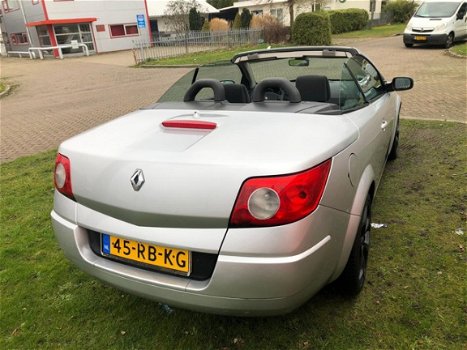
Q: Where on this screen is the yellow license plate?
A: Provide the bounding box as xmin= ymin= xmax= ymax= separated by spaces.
xmin=414 ymin=36 xmax=427 ymax=41
xmin=101 ymin=234 xmax=190 ymax=275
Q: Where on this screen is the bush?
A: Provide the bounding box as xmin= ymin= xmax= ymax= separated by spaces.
xmin=328 ymin=9 xmax=369 ymax=34
xmin=383 ymin=0 xmax=418 ymax=23
xmin=209 ymin=18 xmax=229 ymax=31
xmin=292 ymin=12 xmax=331 ymax=46
xmin=232 ymin=13 xmax=241 ymax=29
xmin=201 ymin=20 xmax=210 ymax=31
xmin=249 ymin=14 xmax=288 ymax=43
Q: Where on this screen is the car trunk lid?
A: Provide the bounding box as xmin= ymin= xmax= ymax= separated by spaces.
xmin=60 ymin=108 xmax=357 ymax=231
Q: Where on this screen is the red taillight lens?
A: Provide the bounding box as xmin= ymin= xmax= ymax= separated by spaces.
xmin=229 ymin=159 xmax=332 ymax=228
xmin=54 ymin=153 xmax=74 ymax=200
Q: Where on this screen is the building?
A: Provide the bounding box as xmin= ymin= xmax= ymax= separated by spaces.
xmin=0 ymin=0 xmax=152 ymax=57
xmin=146 ymin=0 xmax=219 ymax=37
xmin=231 ymin=0 xmax=383 ymax=27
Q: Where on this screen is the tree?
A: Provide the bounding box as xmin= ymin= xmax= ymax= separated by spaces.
xmin=189 ymin=7 xmax=205 ymax=30
xmin=164 ymin=0 xmax=198 ymax=34
xmin=240 ymin=9 xmax=252 ymax=28
xmin=207 ymin=0 xmax=233 ymax=9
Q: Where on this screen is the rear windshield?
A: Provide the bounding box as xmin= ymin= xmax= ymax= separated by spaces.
xmin=414 ymin=2 xmax=461 ymax=18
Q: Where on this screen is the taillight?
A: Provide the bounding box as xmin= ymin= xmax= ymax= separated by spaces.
xmin=54 ymin=153 xmax=74 ymax=200
xmin=229 ymin=159 xmax=331 ymax=228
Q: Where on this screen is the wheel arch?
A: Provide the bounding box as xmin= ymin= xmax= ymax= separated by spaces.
xmin=329 ymin=165 xmax=375 ymax=281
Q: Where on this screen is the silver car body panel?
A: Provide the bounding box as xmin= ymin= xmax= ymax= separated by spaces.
xmin=59 ymin=109 xmax=358 ymax=232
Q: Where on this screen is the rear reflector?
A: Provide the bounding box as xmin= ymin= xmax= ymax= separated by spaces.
xmin=162 ymin=120 xmax=217 ymax=130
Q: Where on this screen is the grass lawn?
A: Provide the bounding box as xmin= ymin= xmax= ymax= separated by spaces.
xmin=333 ymin=23 xmax=406 ymax=39
xmin=0 ymin=80 xmax=7 ymax=94
xmin=1 ymin=120 xmax=466 ymax=349
xmin=450 ymin=42 xmax=467 ymax=56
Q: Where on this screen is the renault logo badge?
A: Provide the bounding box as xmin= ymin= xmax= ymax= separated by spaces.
xmin=130 ymin=169 xmax=145 ymax=191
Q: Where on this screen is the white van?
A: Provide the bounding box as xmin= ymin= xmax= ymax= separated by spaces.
xmin=403 ymin=0 xmax=467 ymax=48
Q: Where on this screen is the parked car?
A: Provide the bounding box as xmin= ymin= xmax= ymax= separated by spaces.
xmin=403 ymin=0 xmax=467 ymax=48
xmin=51 ymin=46 xmax=413 ymax=316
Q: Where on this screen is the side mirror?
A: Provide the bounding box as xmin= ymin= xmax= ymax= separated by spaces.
xmin=387 ymin=77 xmax=414 ymax=91
xmin=457 ymin=11 xmax=465 ymax=20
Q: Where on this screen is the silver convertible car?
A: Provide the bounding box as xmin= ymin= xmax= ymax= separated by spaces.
xmin=52 ymin=47 xmax=413 ymax=316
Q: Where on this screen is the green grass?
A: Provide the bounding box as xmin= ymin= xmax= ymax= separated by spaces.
xmin=1 ymin=120 xmax=466 ymax=349
xmin=142 ymin=43 xmax=280 ymax=66
xmin=333 ymin=23 xmax=406 ymax=39
xmin=450 ymin=42 xmax=467 ymax=56
xmin=0 ymin=80 xmax=6 ymax=94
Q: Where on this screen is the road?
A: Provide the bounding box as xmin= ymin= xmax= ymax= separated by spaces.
xmin=1 ymin=35 xmax=466 ymax=162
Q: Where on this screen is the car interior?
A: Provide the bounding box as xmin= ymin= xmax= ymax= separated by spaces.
xmin=154 ymin=50 xmax=384 ymax=114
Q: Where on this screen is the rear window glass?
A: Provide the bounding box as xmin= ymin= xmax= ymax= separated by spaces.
xmin=158 ymin=63 xmax=242 ymax=102
xmin=158 ymin=54 xmax=370 ymax=112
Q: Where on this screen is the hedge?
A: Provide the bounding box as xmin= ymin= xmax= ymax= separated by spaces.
xmin=292 ymin=12 xmax=331 ymax=46
xmin=328 ymin=9 xmax=369 ymax=34
xmin=383 ymin=0 xmax=418 ymax=23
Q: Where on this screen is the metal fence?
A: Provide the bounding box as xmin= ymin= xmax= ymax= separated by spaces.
xmin=368 ymin=12 xmax=392 ymax=27
xmin=133 ymin=29 xmax=263 ymax=64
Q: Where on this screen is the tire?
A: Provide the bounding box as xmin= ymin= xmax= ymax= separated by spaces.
xmin=388 ymin=118 xmax=399 ymax=161
xmin=445 ymin=33 xmax=454 ymax=48
xmin=337 ymin=195 xmax=371 ymax=296
xmin=404 ymin=43 xmax=413 ymax=48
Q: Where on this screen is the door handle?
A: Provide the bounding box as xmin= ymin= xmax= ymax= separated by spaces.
xmin=381 ymin=120 xmax=388 ymax=130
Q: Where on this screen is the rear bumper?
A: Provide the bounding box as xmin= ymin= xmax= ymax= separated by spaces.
xmin=403 ymin=33 xmax=448 ymax=45
xmin=51 ymin=195 xmax=352 ymax=315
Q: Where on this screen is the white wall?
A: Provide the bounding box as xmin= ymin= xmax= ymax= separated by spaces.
xmin=44 ymin=0 xmax=151 ymax=52
xmin=234 ymin=0 xmax=383 ymax=26
xmin=326 ymin=0 xmax=382 ymax=19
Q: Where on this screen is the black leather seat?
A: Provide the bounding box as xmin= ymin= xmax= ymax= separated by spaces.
xmin=295 ymin=75 xmax=331 ymax=103
xmin=223 ymin=83 xmax=250 ymax=103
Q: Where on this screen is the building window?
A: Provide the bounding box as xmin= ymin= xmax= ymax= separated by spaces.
xmin=3 ymin=0 xmax=19 ymax=12
xmin=10 ymin=32 xmax=28 ymax=45
xmin=37 ymin=26 xmax=51 ymax=46
xmin=109 ymin=24 xmax=139 ymax=38
xmin=270 ymin=8 xmax=284 ymax=22
xmin=53 ymin=23 xmax=95 ymax=51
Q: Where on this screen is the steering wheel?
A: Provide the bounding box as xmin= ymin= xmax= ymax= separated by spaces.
xmin=251 ymin=78 xmax=301 ymax=103
xmin=183 ymin=79 xmax=225 ymax=102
